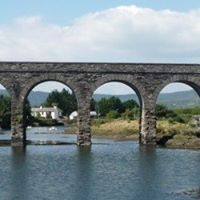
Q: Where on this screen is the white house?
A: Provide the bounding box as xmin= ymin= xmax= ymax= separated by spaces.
xmin=69 ymin=111 xmax=97 ymax=120
xmin=31 ymin=106 xmax=63 ymax=120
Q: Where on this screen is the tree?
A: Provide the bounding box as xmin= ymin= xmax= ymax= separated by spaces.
xmin=1 ymin=111 xmax=11 ymax=129
xmin=155 ymin=104 xmax=168 ymax=118
xmin=44 ymin=89 xmax=77 ymax=116
xmin=24 ymin=99 xmax=33 ymax=126
xmin=123 ymin=99 xmax=139 ymax=110
xmin=96 ymin=96 xmax=124 ymax=117
xmin=155 ymin=104 xmax=184 ymax=123
xmin=106 ymin=110 xmax=120 ymax=119
xmin=90 ymin=98 xmax=96 ymax=110
xmin=0 ymin=95 xmax=11 ymax=129
xmin=122 ymin=108 xmax=140 ymax=120
xmin=0 ymin=95 xmax=32 ymax=129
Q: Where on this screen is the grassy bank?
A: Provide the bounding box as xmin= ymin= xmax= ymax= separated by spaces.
xmin=92 ymin=119 xmax=139 ymax=140
xmin=156 ymin=120 xmax=200 ymax=149
xmin=90 ymin=119 xmax=200 ymax=148
xmin=157 ymin=120 xmax=200 ymax=137
xmin=64 ymin=118 xmax=200 ymax=148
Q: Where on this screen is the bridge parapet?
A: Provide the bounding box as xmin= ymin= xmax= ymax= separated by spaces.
xmin=0 ymin=62 xmax=200 ymax=74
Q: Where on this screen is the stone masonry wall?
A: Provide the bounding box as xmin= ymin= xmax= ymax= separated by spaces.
xmin=0 ymin=62 xmax=200 ymax=146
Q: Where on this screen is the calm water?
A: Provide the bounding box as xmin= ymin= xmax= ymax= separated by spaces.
xmin=0 ymin=127 xmax=200 ymax=200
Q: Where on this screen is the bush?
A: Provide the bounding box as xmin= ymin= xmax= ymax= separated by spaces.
xmin=33 ymin=117 xmax=59 ymax=126
xmin=1 ymin=111 xmax=11 ymax=129
xmin=122 ymin=108 xmax=139 ymax=120
xmin=156 ymin=104 xmax=169 ymax=118
xmin=156 ymin=104 xmax=184 ymax=123
xmin=122 ymin=100 xmax=139 ymax=110
xmin=106 ymin=110 xmax=120 ymax=119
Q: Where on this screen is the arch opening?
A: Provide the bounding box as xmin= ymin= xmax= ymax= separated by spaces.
xmin=0 ymin=84 xmax=11 ymax=142
xmin=156 ymin=82 xmax=200 ymax=147
xmin=24 ymin=81 xmax=78 ymax=144
xmin=90 ymin=81 xmax=142 ymax=142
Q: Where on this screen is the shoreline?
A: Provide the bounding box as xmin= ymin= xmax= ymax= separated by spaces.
xmin=0 ymin=118 xmax=200 ymax=149
xmin=0 ymin=135 xmax=199 ymax=150
xmin=93 ymin=134 xmax=200 ymax=150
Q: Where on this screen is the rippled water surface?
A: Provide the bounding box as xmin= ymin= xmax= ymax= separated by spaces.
xmin=0 ymin=127 xmax=200 ymax=200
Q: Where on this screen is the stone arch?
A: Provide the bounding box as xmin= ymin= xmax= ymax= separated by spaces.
xmin=20 ymin=75 xmax=80 ymax=142
xmin=90 ymin=75 xmax=144 ymax=107
xmin=153 ymin=75 xmax=200 ymax=145
xmin=0 ymin=77 xmax=15 ymax=98
xmin=90 ymin=75 xmax=144 ymax=141
xmin=20 ymin=74 xmax=79 ymax=106
xmin=154 ymin=75 xmax=200 ymax=102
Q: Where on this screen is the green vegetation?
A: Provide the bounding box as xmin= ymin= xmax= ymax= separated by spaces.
xmin=24 ymin=99 xmax=33 ymax=127
xmin=91 ymin=97 xmax=200 ymax=148
xmin=0 ymin=95 xmax=32 ymax=129
xmin=95 ymin=97 xmax=140 ymax=119
xmin=0 ymin=95 xmax=11 ymax=129
xmin=0 ymin=88 xmax=199 ymax=149
xmin=155 ymin=104 xmax=184 ymax=123
xmin=173 ymin=107 xmax=200 ymax=122
xmin=92 ymin=96 xmax=200 ymax=127
xmin=44 ymin=89 xmax=77 ymax=116
xmin=96 ymin=96 xmax=124 ymax=116
xmin=32 ymin=117 xmax=61 ymax=127
xmin=29 ymin=89 xmax=77 ymax=126
xmin=17 ymin=89 xmax=200 ymax=108
xmin=122 ymin=108 xmax=140 ymax=121
xmin=92 ymin=119 xmax=139 ymax=139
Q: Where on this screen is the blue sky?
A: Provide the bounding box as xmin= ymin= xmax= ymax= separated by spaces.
xmin=1 ymin=0 xmax=199 ymax=25
xmin=0 ymin=1 xmax=200 ymax=94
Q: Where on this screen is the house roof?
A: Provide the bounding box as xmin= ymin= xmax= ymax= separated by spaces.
xmin=32 ymin=106 xmax=62 ymax=112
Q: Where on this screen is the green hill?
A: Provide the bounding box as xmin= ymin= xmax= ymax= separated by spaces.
xmin=93 ymin=90 xmax=200 ymax=108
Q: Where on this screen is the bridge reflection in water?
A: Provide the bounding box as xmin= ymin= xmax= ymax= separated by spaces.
xmin=2 ymin=141 xmax=199 ymax=200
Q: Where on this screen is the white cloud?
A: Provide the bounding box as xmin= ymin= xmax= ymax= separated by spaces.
xmin=0 ymin=5 xmax=200 ymax=63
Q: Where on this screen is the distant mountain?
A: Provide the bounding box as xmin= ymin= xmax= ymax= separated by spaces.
xmin=27 ymin=91 xmax=49 ymax=106
xmin=0 ymin=89 xmax=49 ymax=107
xmin=93 ymin=93 xmax=139 ymax=103
xmin=93 ymin=90 xmax=200 ymax=108
xmin=0 ymin=89 xmax=199 ymax=108
xmin=157 ymin=90 xmax=200 ymax=108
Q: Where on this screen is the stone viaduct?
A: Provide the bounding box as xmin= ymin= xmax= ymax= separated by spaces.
xmin=0 ymin=62 xmax=200 ymax=147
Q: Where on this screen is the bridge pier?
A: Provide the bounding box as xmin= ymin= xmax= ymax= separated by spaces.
xmin=140 ymin=99 xmax=156 ymax=145
xmin=1 ymin=62 xmax=198 ymax=148
xmin=76 ymin=93 xmax=92 ymax=146
xmin=11 ymin=99 xmax=25 ymax=147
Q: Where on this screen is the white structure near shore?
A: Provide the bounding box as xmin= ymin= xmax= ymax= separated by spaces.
xmin=69 ymin=111 xmax=97 ymax=120
xmin=31 ymin=106 xmax=63 ymax=120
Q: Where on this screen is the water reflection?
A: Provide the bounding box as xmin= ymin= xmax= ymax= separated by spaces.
xmin=137 ymin=145 xmax=162 ymax=199
xmin=0 ymin=137 xmax=198 ymax=200
xmin=10 ymin=146 xmax=27 ymax=200
xmin=72 ymin=146 xmax=93 ymax=200
xmin=0 ymin=126 xmax=77 ymax=143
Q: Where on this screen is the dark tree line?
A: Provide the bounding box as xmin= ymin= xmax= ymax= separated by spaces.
xmin=155 ymin=104 xmax=184 ymax=123
xmin=0 ymin=95 xmax=11 ymax=129
xmin=0 ymin=95 xmax=32 ymax=129
xmin=94 ymin=96 xmax=140 ymax=118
